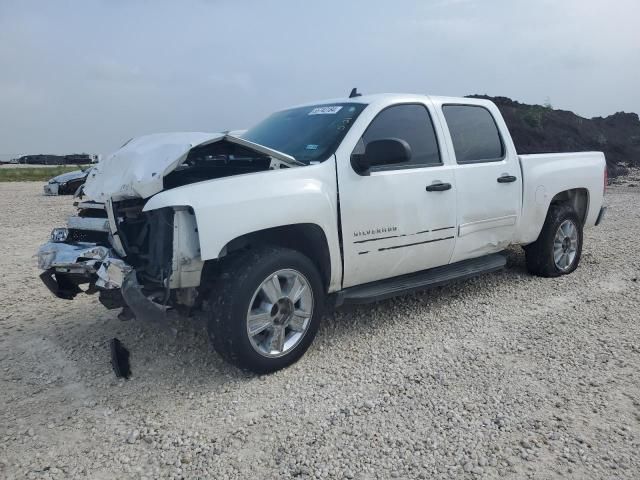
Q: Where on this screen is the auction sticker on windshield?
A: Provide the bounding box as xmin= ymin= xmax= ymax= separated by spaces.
xmin=308 ymin=106 xmax=343 ymax=115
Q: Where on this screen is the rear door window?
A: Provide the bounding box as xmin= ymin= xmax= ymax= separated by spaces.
xmin=442 ymin=105 xmax=504 ymax=163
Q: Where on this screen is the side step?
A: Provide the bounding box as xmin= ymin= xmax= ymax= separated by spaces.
xmin=336 ymin=253 xmax=506 ymax=306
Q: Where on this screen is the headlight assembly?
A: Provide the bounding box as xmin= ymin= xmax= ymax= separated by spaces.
xmin=50 ymin=227 xmax=69 ymax=243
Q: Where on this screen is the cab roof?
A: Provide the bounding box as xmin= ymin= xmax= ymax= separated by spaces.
xmin=289 ymin=92 xmax=496 ymax=110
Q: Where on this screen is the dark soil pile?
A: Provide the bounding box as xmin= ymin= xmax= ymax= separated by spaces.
xmin=468 ymin=95 xmax=640 ymax=176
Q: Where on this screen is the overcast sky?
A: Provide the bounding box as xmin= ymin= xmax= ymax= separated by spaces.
xmin=1 ymin=0 xmax=639 ymax=156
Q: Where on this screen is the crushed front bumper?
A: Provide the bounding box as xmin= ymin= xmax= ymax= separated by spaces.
xmin=37 ymin=241 xmax=131 ymax=299
xmin=37 ymin=241 xmax=168 ymax=323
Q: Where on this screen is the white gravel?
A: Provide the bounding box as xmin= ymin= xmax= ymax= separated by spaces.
xmin=1 ymin=181 xmax=639 ymax=479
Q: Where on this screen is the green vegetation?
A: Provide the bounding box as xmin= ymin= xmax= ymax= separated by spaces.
xmin=0 ymin=165 xmax=84 ymax=182
xmin=517 ymin=97 xmax=553 ymax=129
xmin=521 ymin=107 xmax=545 ymax=129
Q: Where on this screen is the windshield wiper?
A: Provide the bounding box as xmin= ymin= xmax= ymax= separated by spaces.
xmin=225 ymin=135 xmax=305 ymax=167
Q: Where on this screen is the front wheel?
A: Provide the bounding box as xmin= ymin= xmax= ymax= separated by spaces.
xmin=205 ymin=246 xmax=325 ymax=373
xmin=524 ymin=203 xmax=583 ymax=277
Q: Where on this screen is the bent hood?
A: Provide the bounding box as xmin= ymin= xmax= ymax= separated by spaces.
xmin=84 ymin=132 xmax=224 ymax=202
xmin=83 ymin=132 xmax=300 ymax=202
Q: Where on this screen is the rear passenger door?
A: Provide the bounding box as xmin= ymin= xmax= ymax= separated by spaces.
xmin=336 ymin=102 xmax=457 ymax=288
xmin=439 ymin=103 xmax=522 ymax=263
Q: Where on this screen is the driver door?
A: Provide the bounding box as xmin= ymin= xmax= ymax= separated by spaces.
xmin=336 ymin=102 xmax=457 ymax=288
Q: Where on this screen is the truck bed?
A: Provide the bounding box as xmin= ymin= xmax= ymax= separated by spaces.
xmin=516 ymin=151 xmax=606 ymax=244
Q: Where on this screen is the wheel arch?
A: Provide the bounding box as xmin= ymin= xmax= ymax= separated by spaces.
xmin=520 ymin=187 xmax=590 ymax=246
xmin=549 ymin=188 xmax=589 ymax=225
xmin=213 ymin=223 xmax=332 ymax=291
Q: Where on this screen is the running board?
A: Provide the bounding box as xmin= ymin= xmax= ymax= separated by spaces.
xmin=336 ymin=253 xmax=506 ymax=306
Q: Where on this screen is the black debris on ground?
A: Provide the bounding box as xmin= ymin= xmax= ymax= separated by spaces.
xmin=109 ymin=338 xmax=131 ymax=379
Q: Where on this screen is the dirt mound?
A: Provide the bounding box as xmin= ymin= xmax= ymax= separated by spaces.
xmin=468 ymin=95 xmax=640 ymax=176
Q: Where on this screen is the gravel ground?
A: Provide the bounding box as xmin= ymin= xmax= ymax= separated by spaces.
xmin=1 ymin=181 xmax=639 ymax=480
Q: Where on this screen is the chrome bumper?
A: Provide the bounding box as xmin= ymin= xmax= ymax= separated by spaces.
xmin=37 ymin=241 xmax=167 ymax=322
xmin=37 ymin=241 xmax=132 ymax=292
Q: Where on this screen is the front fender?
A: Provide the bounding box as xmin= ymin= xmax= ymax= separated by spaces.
xmin=142 ymin=160 xmax=343 ymax=290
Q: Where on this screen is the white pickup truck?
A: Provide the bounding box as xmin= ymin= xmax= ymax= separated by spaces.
xmin=37 ymin=92 xmax=607 ymax=373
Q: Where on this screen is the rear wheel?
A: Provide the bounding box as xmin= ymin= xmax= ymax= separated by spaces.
xmin=524 ymin=203 xmax=583 ymax=277
xmin=205 ymin=246 xmax=325 ymax=373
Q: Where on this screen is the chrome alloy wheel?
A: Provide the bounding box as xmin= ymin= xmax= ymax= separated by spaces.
xmin=246 ymin=269 xmax=314 ymax=358
xmin=553 ymin=219 xmax=579 ymax=271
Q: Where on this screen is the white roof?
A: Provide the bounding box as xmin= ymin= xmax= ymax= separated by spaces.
xmin=288 ymin=92 xmax=495 ymax=111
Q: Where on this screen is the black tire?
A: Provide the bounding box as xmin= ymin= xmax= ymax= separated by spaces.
xmin=524 ymin=203 xmax=583 ymax=277
xmin=205 ymin=246 xmax=325 ymax=373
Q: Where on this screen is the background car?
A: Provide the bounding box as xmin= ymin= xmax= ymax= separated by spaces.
xmin=43 ymin=168 xmax=91 ymax=195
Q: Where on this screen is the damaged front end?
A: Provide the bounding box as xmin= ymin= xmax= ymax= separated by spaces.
xmin=37 ymin=131 xmax=300 ymax=322
xmin=37 ymin=200 xmax=202 ymax=323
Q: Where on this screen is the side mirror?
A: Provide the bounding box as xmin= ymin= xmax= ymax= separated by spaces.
xmin=351 ymin=138 xmax=411 ymax=175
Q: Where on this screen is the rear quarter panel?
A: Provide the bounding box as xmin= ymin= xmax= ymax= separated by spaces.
xmin=516 ymin=152 xmax=606 ymax=244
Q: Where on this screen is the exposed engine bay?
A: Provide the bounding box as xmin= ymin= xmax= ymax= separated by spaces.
xmin=163 ymin=140 xmax=280 ymax=190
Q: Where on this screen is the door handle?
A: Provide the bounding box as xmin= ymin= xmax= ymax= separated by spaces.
xmin=426 ymin=182 xmax=452 ymax=192
xmin=497 ymin=175 xmax=517 ymax=183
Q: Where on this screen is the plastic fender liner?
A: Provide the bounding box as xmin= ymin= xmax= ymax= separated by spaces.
xmin=120 ymin=270 xmax=167 ymax=325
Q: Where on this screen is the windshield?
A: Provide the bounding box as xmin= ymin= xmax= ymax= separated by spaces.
xmin=242 ymin=103 xmax=367 ymax=164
